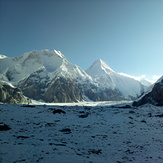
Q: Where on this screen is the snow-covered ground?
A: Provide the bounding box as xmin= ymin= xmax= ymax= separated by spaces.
xmin=0 ymin=102 xmax=163 ymax=163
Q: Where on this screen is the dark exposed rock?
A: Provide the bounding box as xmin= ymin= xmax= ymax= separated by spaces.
xmin=18 ymin=71 xmax=125 ymax=103
xmin=0 ymin=124 xmax=11 ymax=131
xmin=129 ymin=110 xmax=135 ymax=114
xmin=22 ymin=105 xmax=35 ymax=108
xmin=49 ymin=143 xmax=66 ymax=146
xmin=17 ymin=136 xmax=30 ymax=139
xmin=0 ymin=82 xmax=30 ymax=104
xmin=18 ymin=68 xmax=49 ymax=100
xmin=78 ymin=112 xmax=89 ymax=118
xmin=117 ymin=105 xmax=132 ymax=109
xmin=155 ymin=113 xmax=163 ymax=118
xmin=88 ymin=149 xmax=102 ymax=155
xmin=52 ymin=109 xmax=66 ymax=114
xmin=60 ymin=128 xmax=71 ymax=134
xmin=44 ymin=77 xmax=83 ymax=102
xmin=133 ymin=76 xmax=163 ymax=106
xmin=141 ymin=120 xmax=147 ymax=123
xmin=45 ymin=123 xmax=55 ymax=127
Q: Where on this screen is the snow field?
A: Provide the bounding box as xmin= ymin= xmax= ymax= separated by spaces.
xmin=0 ymin=103 xmax=163 ymax=163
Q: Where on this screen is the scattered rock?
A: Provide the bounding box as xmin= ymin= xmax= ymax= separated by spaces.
xmin=155 ymin=113 xmax=163 ymax=118
xmin=60 ymin=128 xmax=72 ymax=134
xmin=0 ymin=124 xmax=11 ymax=131
xmin=78 ymin=112 xmax=89 ymax=118
xmin=17 ymin=136 xmax=30 ymax=139
xmin=49 ymin=143 xmax=66 ymax=146
xmin=141 ymin=120 xmax=147 ymax=123
xmin=129 ymin=110 xmax=135 ymax=114
xmin=52 ymin=109 xmax=66 ymax=114
xmin=88 ymin=149 xmax=102 ymax=155
xmin=148 ymin=113 xmax=152 ymax=117
xmin=22 ymin=105 xmax=35 ymax=108
xmin=45 ymin=123 xmax=55 ymax=127
xmin=117 ymin=105 xmax=132 ymax=108
xmin=13 ymin=159 xmax=26 ymax=163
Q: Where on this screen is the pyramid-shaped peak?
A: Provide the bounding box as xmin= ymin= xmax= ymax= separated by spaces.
xmin=86 ymin=59 xmax=115 ymax=78
xmin=95 ymin=58 xmax=105 ymax=64
xmin=92 ymin=59 xmax=114 ymax=72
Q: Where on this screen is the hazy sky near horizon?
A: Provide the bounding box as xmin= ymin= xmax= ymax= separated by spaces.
xmin=0 ymin=0 xmax=162 ymax=81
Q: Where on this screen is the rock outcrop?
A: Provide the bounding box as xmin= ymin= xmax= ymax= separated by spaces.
xmin=43 ymin=77 xmax=83 ymax=102
xmin=0 ymin=81 xmax=30 ymax=104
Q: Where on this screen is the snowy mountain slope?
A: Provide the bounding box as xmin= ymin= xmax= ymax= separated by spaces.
xmin=0 ymin=50 xmax=91 ymax=83
xmin=119 ymin=73 xmax=152 ymax=87
xmin=86 ymin=59 xmax=146 ymax=99
xmin=133 ymin=76 xmax=163 ymax=106
xmin=0 ymin=103 xmax=163 ymax=163
xmin=0 ymin=54 xmax=7 ymax=59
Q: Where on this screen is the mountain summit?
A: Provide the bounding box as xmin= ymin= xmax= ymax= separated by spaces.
xmin=86 ymin=59 xmax=146 ymax=100
xmin=86 ymin=59 xmax=114 ymax=78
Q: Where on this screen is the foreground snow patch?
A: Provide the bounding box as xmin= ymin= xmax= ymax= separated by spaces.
xmin=0 ymin=104 xmax=163 ymax=163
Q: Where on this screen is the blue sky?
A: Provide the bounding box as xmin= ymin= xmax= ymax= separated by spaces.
xmin=0 ymin=0 xmax=162 ymax=82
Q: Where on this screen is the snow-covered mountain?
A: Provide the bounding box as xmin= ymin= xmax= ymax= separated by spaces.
xmin=133 ymin=76 xmax=163 ymax=106
xmin=0 ymin=50 xmax=125 ymax=102
xmin=118 ymin=73 xmax=152 ymax=87
xmin=86 ymin=59 xmax=146 ymax=100
xmin=0 ymin=50 xmax=90 ymax=83
xmin=0 ymin=50 xmax=149 ymax=103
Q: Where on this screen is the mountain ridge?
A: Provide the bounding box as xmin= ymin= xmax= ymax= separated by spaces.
xmin=0 ymin=49 xmax=151 ymax=103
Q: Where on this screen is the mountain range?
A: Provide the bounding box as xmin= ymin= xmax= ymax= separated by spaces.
xmin=0 ymin=50 xmax=152 ymax=103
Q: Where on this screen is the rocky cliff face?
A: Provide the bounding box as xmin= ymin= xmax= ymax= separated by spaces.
xmin=43 ymin=77 xmax=83 ymax=102
xmin=18 ymin=68 xmax=50 ymax=100
xmin=0 ymin=82 xmax=29 ymax=104
xmin=133 ymin=76 xmax=163 ymax=106
xmin=19 ymin=73 xmax=125 ymax=103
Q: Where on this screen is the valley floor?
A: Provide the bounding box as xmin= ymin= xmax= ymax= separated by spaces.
xmin=0 ymin=102 xmax=163 ymax=163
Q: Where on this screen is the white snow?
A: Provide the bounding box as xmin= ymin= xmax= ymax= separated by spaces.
xmin=0 ymin=103 xmax=163 ymax=163
xmin=0 ymin=54 xmax=7 ymax=59
xmin=86 ymin=59 xmax=145 ymax=99
xmin=0 ymin=50 xmax=91 ymax=84
xmin=86 ymin=59 xmax=114 ymax=78
xmin=119 ymin=73 xmax=152 ymax=86
xmin=0 ymin=80 xmax=15 ymax=88
xmin=155 ymin=75 xmax=163 ymax=84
